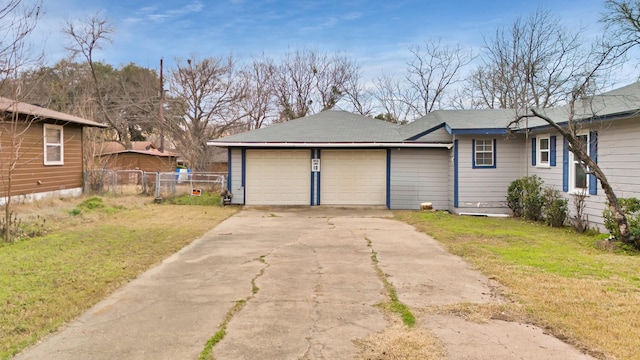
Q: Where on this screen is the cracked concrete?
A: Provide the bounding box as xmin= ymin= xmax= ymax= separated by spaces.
xmin=14 ymin=207 xmax=596 ymax=360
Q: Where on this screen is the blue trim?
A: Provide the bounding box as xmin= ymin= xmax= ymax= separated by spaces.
xmin=589 ymin=131 xmax=598 ymax=195
xmin=317 ymin=149 xmax=321 ymax=205
xmin=454 ymin=140 xmax=459 ymax=208
xmin=406 ymin=123 xmax=446 ymax=140
xmin=562 ymin=137 xmax=568 ymax=192
xmin=444 ymin=123 xmax=453 ymax=134
xmin=472 ymin=138 xmax=497 ymax=169
xmin=310 ymin=149 xmax=315 ymax=205
xmin=227 ymin=148 xmax=232 ymax=191
xmin=531 ymin=137 xmax=537 ymax=166
xmin=451 ymin=128 xmax=508 ymax=135
xmin=386 ymin=148 xmax=391 ymax=209
xmin=241 ymin=148 xmax=246 ymax=204
xmin=515 ymin=110 xmax=640 ymax=133
xmin=550 ymin=136 xmax=557 ymax=167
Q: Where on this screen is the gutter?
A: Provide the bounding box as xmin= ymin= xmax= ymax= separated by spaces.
xmin=207 ymin=142 xmax=453 ymax=149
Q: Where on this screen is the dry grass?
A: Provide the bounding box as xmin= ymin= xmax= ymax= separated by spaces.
xmin=396 ymin=210 xmax=640 ymax=360
xmin=0 ymin=195 xmax=238 ymax=359
xmin=355 ymin=323 xmax=446 ymax=360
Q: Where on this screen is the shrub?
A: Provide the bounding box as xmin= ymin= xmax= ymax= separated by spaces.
xmin=543 ymin=187 xmax=568 ymax=227
xmin=507 ymin=175 xmax=544 ymax=221
xmin=603 ymin=197 xmax=640 ymax=241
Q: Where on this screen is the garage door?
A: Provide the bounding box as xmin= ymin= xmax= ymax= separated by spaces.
xmin=321 ymin=150 xmax=386 ymax=205
xmin=245 ymin=150 xmax=310 ymax=205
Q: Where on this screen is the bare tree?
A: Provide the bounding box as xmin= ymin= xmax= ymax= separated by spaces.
xmin=511 ymin=44 xmax=636 ymax=247
xmin=168 ymin=55 xmax=246 ymax=171
xmin=372 ymin=39 xmax=471 ymax=120
xmin=341 ymin=71 xmax=375 ymax=116
xmin=272 ymin=49 xmax=359 ymax=121
xmin=238 ymin=55 xmax=277 ymax=131
xmin=0 ymin=0 xmax=42 ymax=242
xmin=603 ymin=0 xmax=640 ymax=53
xmin=63 ymin=14 xmax=130 ymax=146
xmin=470 ymin=9 xmax=587 ymax=111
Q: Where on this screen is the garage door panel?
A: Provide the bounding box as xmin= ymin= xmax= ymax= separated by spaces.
xmin=245 ymin=150 xmax=310 ymax=205
xmin=321 ymin=150 xmax=386 ymax=205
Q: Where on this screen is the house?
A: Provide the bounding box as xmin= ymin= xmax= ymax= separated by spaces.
xmin=0 ymin=97 xmax=107 ymax=205
xmin=209 ymin=82 xmax=640 ymax=229
xmin=98 ymin=141 xmax=178 ymax=173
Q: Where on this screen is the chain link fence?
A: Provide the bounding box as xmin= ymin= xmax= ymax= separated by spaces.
xmin=84 ymin=170 xmax=227 ymax=199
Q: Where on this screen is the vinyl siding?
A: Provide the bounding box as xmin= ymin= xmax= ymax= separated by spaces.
xmin=389 ymin=148 xmax=448 ymax=209
xmin=454 ymin=135 xmax=524 ymax=214
xmin=0 ymin=122 xmax=84 ymax=200
xmin=527 ymin=133 xmax=563 ymax=190
xmin=229 ymin=148 xmax=244 ymax=204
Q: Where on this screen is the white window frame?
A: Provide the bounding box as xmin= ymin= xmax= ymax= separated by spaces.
xmin=43 ymin=124 xmax=64 ymax=165
xmin=537 ymin=135 xmax=550 ymax=168
xmin=473 ymin=139 xmax=494 ymax=168
xmin=569 ymin=133 xmax=589 ymax=194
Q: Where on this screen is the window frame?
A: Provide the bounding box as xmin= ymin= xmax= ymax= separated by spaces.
xmin=43 ymin=124 xmax=64 ymax=166
xmin=537 ymin=135 xmax=551 ymax=168
xmin=569 ymin=132 xmax=589 ymax=194
xmin=472 ymin=138 xmax=496 ymax=169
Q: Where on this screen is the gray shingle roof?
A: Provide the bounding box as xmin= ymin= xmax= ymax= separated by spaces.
xmin=400 ymin=109 xmax=519 ymax=137
xmin=211 ymin=110 xmax=404 ymax=143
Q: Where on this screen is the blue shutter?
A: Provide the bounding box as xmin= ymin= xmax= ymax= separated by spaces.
xmin=531 ymin=137 xmax=537 ymax=166
xmin=562 ymin=136 xmax=568 ymax=192
xmin=550 ymin=136 xmax=557 ymax=167
xmin=589 ymin=131 xmax=598 ymax=195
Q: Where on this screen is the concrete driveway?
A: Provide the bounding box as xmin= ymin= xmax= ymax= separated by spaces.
xmin=15 ymin=207 xmax=594 ymax=360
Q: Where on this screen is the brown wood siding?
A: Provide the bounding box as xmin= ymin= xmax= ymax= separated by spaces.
xmin=101 ymin=153 xmax=177 ymax=172
xmin=0 ymin=122 xmax=84 ymax=198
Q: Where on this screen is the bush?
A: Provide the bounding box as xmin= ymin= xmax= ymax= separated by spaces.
xmin=507 ymin=175 xmax=544 ymax=221
xmin=543 ymin=188 xmax=568 ymax=227
xmin=603 ymin=197 xmax=640 ymax=241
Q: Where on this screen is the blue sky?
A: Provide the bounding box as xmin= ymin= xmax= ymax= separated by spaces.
xmin=35 ymin=0 xmax=608 ymax=78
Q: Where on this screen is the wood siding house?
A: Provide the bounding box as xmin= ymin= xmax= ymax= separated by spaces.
xmin=0 ymin=97 xmax=106 ymax=205
xmin=98 ymin=141 xmax=178 ymax=173
xmin=210 ymin=82 xmax=640 ymax=231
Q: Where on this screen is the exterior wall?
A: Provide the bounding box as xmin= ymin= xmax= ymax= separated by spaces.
xmin=0 ymin=121 xmax=85 ymax=202
xmin=452 ymin=134 xmax=525 ymax=215
xmin=228 ymin=148 xmax=244 ymax=204
xmin=102 ymin=153 xmax=177 ymax=172
xmin=389 ymin=148 xmax=449 ymax=210
xmin=529 ymin=117 xmax=640 ymax=230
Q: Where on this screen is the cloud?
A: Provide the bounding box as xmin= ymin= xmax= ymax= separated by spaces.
xmin=141 ymin=1 xmax=204 ymax=23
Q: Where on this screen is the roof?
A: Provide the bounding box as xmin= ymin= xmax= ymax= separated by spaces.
xmin=528 ymin=82 xmax=640 ymax=129
xmin=401 ymin=109 xmax=519 ymax=137
xmin=0 ymin=97 xmax=107 ymax=128
xmin=211 ymin=110 xmax=403 ymax=144
xmin=100 ymin=141 xmax=178 ymax=157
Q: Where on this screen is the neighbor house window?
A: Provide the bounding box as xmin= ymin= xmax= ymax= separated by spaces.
xmin=473 ymin=139 xmax=495 ymax=168
xmin=538 ymin=136 xmax=550 ymax=167
xmin=44 ymin=124 xmax=63 ymax=165
xmin=570 ymin=133 xmax=589 ymax=192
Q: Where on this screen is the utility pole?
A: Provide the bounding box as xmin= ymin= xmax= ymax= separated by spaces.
xmin=159 ymin=58 xmax=165 ymax=152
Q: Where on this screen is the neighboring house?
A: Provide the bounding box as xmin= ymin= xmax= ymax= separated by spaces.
xmin=0 ymin=97 xmax=107 ymax=205
xmin=209 ymin=82 xmax=640 ymax=230
xmin=98 ymin=141 xmax=178 ymax=172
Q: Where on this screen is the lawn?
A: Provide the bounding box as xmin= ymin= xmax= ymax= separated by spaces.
xmin=396 ymin=211 xmax=640 ymax=360
xmin=0 ymin=195 xmax=238 ymax=359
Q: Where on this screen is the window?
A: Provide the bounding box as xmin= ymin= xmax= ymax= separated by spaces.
xmin=44 ymin=124 xmax=63 ymax=165
xmin=570 ymin=134 xmax=589 ymax=192
xmin=473 ymin=139 xmax=495 ymax=168
xmin=538 ymin=136 xmax=550 ymax=166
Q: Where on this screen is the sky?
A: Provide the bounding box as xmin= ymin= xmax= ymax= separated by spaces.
xmin=32 ymin=0 xmax=615 ymax=80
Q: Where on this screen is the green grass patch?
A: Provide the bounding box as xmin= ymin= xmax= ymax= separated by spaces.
xmin=396 ymin=210 xmax=640 ymax=359
xmin=165 ymin=192 xmax=223 ymax=206
xmin=0 ymin=197 xmax=238 ymax=359
xmin=366 ymin=237 xmax=416 ymax=327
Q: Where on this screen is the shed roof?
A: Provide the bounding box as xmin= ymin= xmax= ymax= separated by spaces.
xmin=0 ymin=97 xmax=107 ymax=128
xmin=100 ymin=141 xmax=178 ymax=157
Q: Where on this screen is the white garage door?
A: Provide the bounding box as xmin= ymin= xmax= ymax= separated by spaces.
xmin=321 ymin=150 xmax=386 ymax=205
xmin=245 ymin=150 xmax=310 ymax=205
